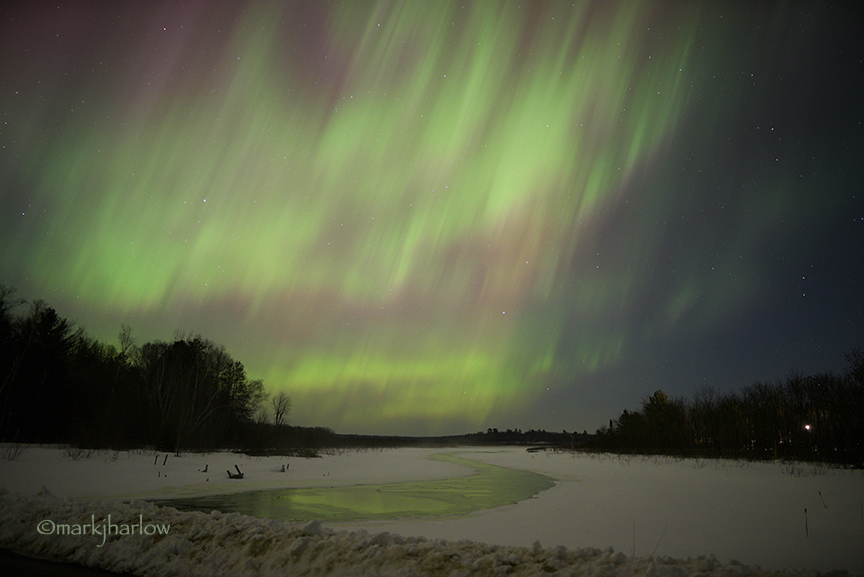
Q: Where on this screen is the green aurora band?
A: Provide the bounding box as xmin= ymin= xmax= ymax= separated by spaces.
xmin=2 ymin=2 xmax=780 ymax=433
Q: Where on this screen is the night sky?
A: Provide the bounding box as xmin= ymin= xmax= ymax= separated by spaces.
xmin=1 ymin=1 xmax=862 ymax=436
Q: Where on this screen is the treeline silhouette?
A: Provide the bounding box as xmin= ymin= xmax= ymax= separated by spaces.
xmin=591 ymin=352 xmax=864 ymax=465
xmin=323 ymin=429 xmax=592 ymax=450
xmin=3 ymin=283 xmax=862 ymax=463
xmin=0 ymin=284 xmax=319 ymax=451
xmin=462 ymin=428 xmax=590 ymax=447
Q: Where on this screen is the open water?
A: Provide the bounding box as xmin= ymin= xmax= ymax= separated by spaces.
xmin=153 ymin=452 xmax=555 ymax=523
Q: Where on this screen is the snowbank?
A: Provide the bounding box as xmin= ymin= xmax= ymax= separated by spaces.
xmin=0 ymin=488 xmax=822 ymax=577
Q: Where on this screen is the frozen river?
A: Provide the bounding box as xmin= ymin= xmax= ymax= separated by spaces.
xmin=153 ymin=452 xmax=555 ymax=522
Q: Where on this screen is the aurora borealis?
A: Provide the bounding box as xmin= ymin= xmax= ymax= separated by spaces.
xmin=1 ymin=1 xmax=862 ymax=436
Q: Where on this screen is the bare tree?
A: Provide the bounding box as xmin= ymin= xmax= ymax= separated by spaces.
xmin=271 ymin=391 xmax=292 ymax=427
xmin=118 ymin=324 xmax=136 ymax=360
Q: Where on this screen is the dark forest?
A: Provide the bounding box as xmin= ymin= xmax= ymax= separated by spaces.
xmin=1 ymin=284 xmax=861 ymax=464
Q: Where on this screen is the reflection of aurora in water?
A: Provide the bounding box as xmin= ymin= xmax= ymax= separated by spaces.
xmin=155 ymin=453 xmax=555 ymax=523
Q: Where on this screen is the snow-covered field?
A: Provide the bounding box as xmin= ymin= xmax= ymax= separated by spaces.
xmin=1 ymin=446 xmax=862 ymax=576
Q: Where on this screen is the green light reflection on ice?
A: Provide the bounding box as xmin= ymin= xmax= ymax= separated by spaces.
xmin=157 ymin=452 xmax=556 ymax=523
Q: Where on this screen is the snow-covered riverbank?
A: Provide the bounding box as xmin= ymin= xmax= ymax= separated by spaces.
xmin=1 ymin=446 xmax=862 ymax=575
